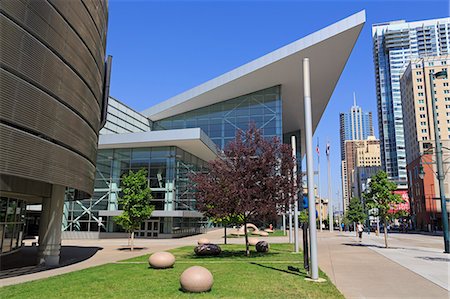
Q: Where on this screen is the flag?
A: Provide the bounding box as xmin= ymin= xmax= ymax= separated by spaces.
xmin=326 ymin=142 xmax=330 ymax=157
xmin=316 ymin=144 xmax=320 ymax=156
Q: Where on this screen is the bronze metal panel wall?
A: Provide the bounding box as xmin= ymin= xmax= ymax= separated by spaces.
xmin=0 ymin=0 xmax=108 ymax=195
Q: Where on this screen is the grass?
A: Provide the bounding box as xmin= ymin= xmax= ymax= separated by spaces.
xmin=225 ymin=230 xmax=287 ymax=238
xmin=0 ymin=244 xmax=342 ymax=299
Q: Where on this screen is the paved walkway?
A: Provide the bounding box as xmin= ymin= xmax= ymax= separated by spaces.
xmin=317 ymin=230 xmax=449 ymax=299
xmin=1 ymin=229 xmax=449 ymax=299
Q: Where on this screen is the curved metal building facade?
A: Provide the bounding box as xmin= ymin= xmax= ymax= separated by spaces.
xmin=0 ymin=1 xmax=109 ymax=259
xmin=0 ymin=0 xmax=108 ymax=194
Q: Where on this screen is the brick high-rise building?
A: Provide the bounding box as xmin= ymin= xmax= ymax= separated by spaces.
xmin=400 ymin=55 xmax=450 ymax=231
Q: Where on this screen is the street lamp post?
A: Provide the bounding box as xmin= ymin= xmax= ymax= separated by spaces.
xmin=427 ymin=69 xmax=449 ymax=253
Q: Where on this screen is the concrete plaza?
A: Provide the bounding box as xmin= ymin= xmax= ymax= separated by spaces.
xmin=1 ymin=229 xmax=449 ymax=298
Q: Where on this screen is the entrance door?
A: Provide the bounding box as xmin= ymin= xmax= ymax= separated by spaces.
xmin=136 ymin=219 xmax=159 ymax=238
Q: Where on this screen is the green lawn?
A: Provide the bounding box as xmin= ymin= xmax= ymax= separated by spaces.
xmin=0 ymin=244 xmax=342 ymax=299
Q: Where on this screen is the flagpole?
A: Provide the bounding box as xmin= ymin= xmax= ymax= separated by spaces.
xmin=317 ymin=138 xmax=322 ymax=232
xmin=327 ymin=141 xmax=333 ymax=232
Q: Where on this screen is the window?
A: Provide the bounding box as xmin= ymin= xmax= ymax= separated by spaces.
xmin=444 ymin=90 xmax=450 ymax=94
xmin=417 ymin=85 xmax=423 ymax=89
xmin=444 ymin=82 xmax=449 ymax=87
xmin=418 ymin=92 xmax=424 ymax=97
xmin=416 ymin=71 xmax=422 ymax=75
xmin=419 ymin=107 xmax=425 ymax=111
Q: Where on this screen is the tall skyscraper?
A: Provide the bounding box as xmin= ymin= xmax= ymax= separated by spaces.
xmin=339 ymin=96 xmax=374 ymax=206
xmin=372 ymin=17 xmax=450 ymax=188
xmin=339 ymin=94 xmax=374 ymax=160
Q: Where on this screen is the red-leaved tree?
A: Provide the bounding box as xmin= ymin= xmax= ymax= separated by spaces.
xmin=191 ymin=124 xmax=298 ymax=256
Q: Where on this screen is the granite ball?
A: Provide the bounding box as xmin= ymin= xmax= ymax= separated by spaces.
xmin=148 ymin=252 xmax=176 ymax=269
xmin=255 ymin=241 xmax=269 ymax=253
xmin=180 ymin=266 xmax=213 ymax=293
xmin=194 ymin=244 xmax=222 ymax=256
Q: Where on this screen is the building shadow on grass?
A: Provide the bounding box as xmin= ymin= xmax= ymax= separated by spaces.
xmin=249 ymin=262 xmax=308 ymax=277
xmin=0 ymin=245 xmax=102 ymax=279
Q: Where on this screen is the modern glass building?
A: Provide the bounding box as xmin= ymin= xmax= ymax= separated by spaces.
xmin=62 ymin=11 xmax=366 ymax=239
xmin=372 ymin=17 xmax=450 ymax=188
xmin=339 ymin=98 xmax=374 ymax=160
xmin=0 ymin=1 xmax=109 ymax=264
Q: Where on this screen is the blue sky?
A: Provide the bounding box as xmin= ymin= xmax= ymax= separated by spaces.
xmin=106 ymin=0 xmax=449 ymax=211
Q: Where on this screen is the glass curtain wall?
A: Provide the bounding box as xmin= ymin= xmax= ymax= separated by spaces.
xmin=63 ymin=147 xmax=207 ymax=235
xmin=153 ymin=86 xmax=283 ymax=148
xmin=0 ymin=197 xmax=26 ymax=254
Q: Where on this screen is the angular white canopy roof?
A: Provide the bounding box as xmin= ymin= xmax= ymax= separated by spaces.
xmin=99 ymin=128 xmax=218 ymax=161
xmin=142 ymin=11 xmax=365 ymax=154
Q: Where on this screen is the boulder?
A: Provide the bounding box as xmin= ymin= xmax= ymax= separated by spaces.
xmin=197 ymin=238 xmax=209 ymax=245
xmin=247 ymin=237 xmax=259 ymax=246
xmin=255 ymin=241 xmax=269 ymax=253
xmin=194 ymin=244 xmax=222 ymax=256
xmin=264 ymin=229 xmax=274 ymax=233
xmin=180 ymin=266 xmax=213 ymax=293
xmin=259 ymin=231 xmax=269 ymax=237
xmin=148 ymin=252 xmax=176 ymax=269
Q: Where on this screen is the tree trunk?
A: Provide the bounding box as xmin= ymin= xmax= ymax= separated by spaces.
xmin=244 ymin=220 xmax=250 ymax=256
xmin=130 ymin=231 xmax=135 ymax=251
xmin=383 ymin=218 xmax=388 ymax=248
xmin=224 ymin=226 xmax=227 ymax=245
xmin=354 ymin=222 xmax=357 ymax=237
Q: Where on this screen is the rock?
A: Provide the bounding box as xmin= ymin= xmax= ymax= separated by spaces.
xmin=148 ymin=252 xmax=176 ymax=269
xmin=255 ymin=241 xmax=269 ymax=253
xmin=197 ymin=238 xmax=209 ymax=245
xmin=259 ymin=231 xmax=269 ymax=237
xmin=264 ymin=229 xmax=274 ymax=233
xmin=180 ymin=266 xmax=214 ymax=293
xmin=248 ymin=237 xmax=259 ymax=246
xmin=194 ymin=244 xmax=222 ymax=256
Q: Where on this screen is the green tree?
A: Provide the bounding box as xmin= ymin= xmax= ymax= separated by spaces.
xmin=211 ymin=214 xmax=244 ymax=244
xmin=344 ymin=197 xmax=367 ymax=235
xmin=114 ymin=169 xmax=154 ymax=251
xmin=363 ymin=171 xmax=403 ymax=248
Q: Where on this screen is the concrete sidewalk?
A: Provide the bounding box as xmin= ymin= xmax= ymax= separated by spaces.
xmin=317 ymin=231 xmax=449 ymax=299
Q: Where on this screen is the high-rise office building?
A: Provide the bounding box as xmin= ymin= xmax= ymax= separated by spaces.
xmin=372 ymin=17 xmax=450 ymax=188
xmin=339 ymin=98 xmax=373 ymax=207
xmin=400 ymin=55 xmax=450 ymax=230
xmin=339 ymin=96 xmax=374 ymax=160
xmin=342 ymin=137 xmax=381 ymax=209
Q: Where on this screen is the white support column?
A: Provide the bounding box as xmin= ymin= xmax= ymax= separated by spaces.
xmin=38 ymin=184 xmax=65 ymax=266
xmin=303 ymin=57 xmax=319 ymax=280
xmin=292 ymin=135 xmax=299 ymax=253
xmin=288 ymin=204 xmax=293 ymax=243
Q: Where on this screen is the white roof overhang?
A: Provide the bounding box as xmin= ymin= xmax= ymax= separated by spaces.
xmin=98 ymin=128 xmax=218 ymax=162
xmin=141 ymin=11 xmax=365 ymax=154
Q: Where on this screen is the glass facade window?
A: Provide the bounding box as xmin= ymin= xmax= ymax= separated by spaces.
xmin=63 ymin=147 xmax=208 ymax=237
xmin=0 ymin=197 xmax=26 ymax=254
xmin=153 ymin=86 xmax=283 ymax=149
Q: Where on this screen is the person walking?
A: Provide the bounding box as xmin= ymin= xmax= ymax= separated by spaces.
xmin=357 ymin=222 xmax=364 ymax=240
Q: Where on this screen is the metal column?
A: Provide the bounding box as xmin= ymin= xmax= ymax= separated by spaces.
xmin=303 ymin=58 xmax=319 ymax=280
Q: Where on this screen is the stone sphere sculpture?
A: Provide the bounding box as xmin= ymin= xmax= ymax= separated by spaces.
xmin=180 ymin=266 xmax=214 ymax=293
xmin=148 ymin=252 xmax=176 ymax=269
xmin=255 ymin=241 xmax=269 ymax=253
xmin=197 ymin=238 xmax=210 ymax=245
xmin=194 ymin=244 xmax=222 ymax=256
xmin=259 ymin=231 xmax=269 ymax=237
xmin=248 ymin=237 xmax=259 ymax=246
